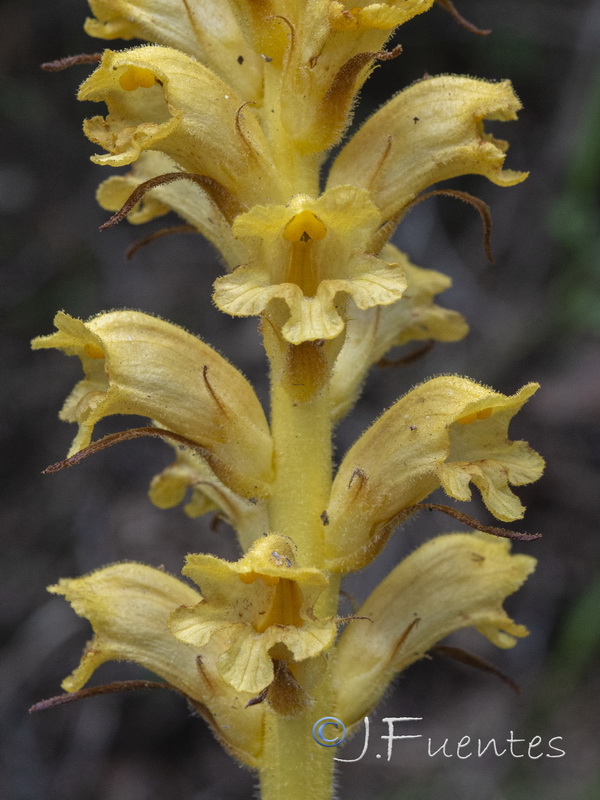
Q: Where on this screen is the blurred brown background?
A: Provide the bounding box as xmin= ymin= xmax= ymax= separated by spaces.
xmin=1 ymin=1 xmax=599 ymax=798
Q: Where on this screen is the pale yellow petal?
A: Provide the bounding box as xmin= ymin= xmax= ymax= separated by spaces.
xmin=149 ymin=446 xmax=269 ymax=552
xmin=32 ymin=310 xmax=272 ymax=498
xmin=333 ymin=533 xmax=536 ymax=726
xmin=50 ymin=563 xmax=264 ymax=766
xmin=214 ymin=187 xmax=406 ymax=343
xmin=95 ymin=151 xmax=245 ymax=268
xmin=330 ymin=246 xmax=468 ymax=420
xmin=79 ymin=46 xmax=280 ymax=207
xmin=329 ymin=1 xmax=435 ymax=31
xmin=328 ymin=75 xmax=527 ymax=220
xmin=170 ymin=536 xmax=336 ymax=693
xmin=85 ymin=0 xmax=263 ymax=98
xmin=49 ymin=563 xmax=202 ymax=695
xmin=276 ymin=1 xmax=435 ymax=152
xmin=325 ymin=377 xmax=543 ymax=572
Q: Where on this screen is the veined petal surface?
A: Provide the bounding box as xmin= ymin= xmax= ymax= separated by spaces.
xmin=32 ymin=311 xmax=272 ymax=498
xmin=50 ymin=563 xmax=265 ymax=766
xmin=328 ymin=75 xmax=527 ymax=220
xmin=330 ymin=244 xmax=468 ymax=420
xmin=325 ymin=377 xmax=543 ymax=571
xmin=214 ymin=186 xmax=406 ymax=343
xmin=170 ymin=535 xmax=337 ymax=694
xmin=95 ymin=151 xmax=245 ymax=267
xmin=85 ymin=0 xmax=263 ymax=97
xmin=79 ymin=46 xmax=281 ymax=206
xmin=333 ymin=533 xmax=535 ymax=726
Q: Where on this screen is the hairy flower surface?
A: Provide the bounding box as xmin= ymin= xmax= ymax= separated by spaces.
xmin=35 ymin=4 xmax=545 ymax=796
xmin=170 ymin=534 xmax=337 ymax=694
xmin=329 ymin=243 xmax=469 ymax=420
xmin=325 ymin=378 xmax=544 ymax=571
xmin=79 ymin=8 xmax=525 ymax=344
xmin=333 ymin=532 xmax=536 ymax=726
xmin=50 ymin=562 xmax=265 ymax=767
xmin=32 ymin=310 xmax=272 ymax=498
xmin=214 ymin=187 xmax=407 ymax=343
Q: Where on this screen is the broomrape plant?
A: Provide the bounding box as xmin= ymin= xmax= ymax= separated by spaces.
xmin=34 ymin=1 xmax=545 ymax=798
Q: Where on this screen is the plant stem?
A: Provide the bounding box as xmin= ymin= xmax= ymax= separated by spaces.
xmin=267 ymin=341 xmax=333 ymax=568
xmin=261 ymin=332 xmax=340 ymax=800
xmin=258 ymin=663 xmax=336 ymax=800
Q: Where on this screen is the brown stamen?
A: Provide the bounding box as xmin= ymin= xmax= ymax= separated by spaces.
xmin=29 ymin=680 xmax=178 ymax=713
xmin=99 ymin=173 xmax=244 ymax=231
xmin=43 ymin=426 xmax=214 ymax=475
xmin=41 ymin=53 xmax=102 ymax=72
xmin=377 ymin=341 xmax=435 ymax=368
xmin=202 ymin=365 xmax=229 ymax=417
xmin=126 ymin=224 xmax=197 ymax=260
xmin=433 ymin=645 xmax=519 ymax=693
xmin=409 ymin=502 xmax=541 ymax=541
xmin=390 ymin=617 xmax=421 ymax=662
xmin=265 ymin=15 xmax=295 ymax=53
xmin=235 ymin=102 xmax=260 ymax=161
xmin=435 ymin=0 xmax=491 ymax=36
xmin=407 ymin=188 xmax=494 ymax=264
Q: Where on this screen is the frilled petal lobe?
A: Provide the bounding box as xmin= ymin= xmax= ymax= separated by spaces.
xmin=333 ymin=533 xmax=535 ymax=727
xmin=78 ymin=46 xmax=280 ymax=207
xmin=169 ymin=535 xmax=336 ymax=694
xmin=330 ymin=244 xmax=468 ymax=420
xmin=325 ymin=378 xmax=544 ymax=572
xmin=49 ymin=563 xmax=264 ymax=766
xmin=328 ymin=75 xmax=527 ymax=221
xmin=85 ymin=0 xmax=263 ymax=98
xmin=31 ymin=311 xmax=272 ymax=498
xmin=95 ymin=151 xmax=245 ymax=268
xmin=213 ymin=186 xmax=406 ymax=343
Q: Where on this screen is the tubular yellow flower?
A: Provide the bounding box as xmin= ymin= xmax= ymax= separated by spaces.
xmin=84 ymin=0 xmax=263 ymax=98
xmin=77 ymin=29 xmax=525 ymax=346
xmin=149 ymin=446 xmax=269 ymax=552
xmin=329 ymin=243 xmax=469 ymax=420
xmin=327 ymin=74 xmax=527 ymax=221
xmin=329 ymin=0 xmax=435 ymax=33
xmin=169 ymin=534 xmax=337 ymax=694
xmin=324 ymin=378 xmax=544 ymax=572
xmin=333 ymin=532 xmax=536 ymax=728
xmin=32 ymin=310 xmax=273 ymax=498
xmin=213 ymin=186 xmax=407 ymax=343
xmin=78 ymin=46 xmax=282 ymax=207
xmin=95 ymin=151 xmax=246 ymax=267
xmin=50 ymin=562 xmax=265 ymax=767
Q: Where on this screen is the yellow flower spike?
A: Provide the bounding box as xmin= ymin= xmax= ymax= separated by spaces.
xmin=31 ymin=310 xmax=273 ymax=499
xmin=333 ymin=532 xmax=536 ymax=728
xmin=330 ymin=243 xmax=469 ymax=420
xmin=84 ymin=0 xmax=263 ymax=98
xmin=149 ymin=445 xmax=269 ymax=552
xmin=213 ymin=186 xmax=407 ymax=343
xmin=169 ymin=534 xmax=337 ymax=695
xmin=324 ymin=377 xmax=544 ymax=572
xmin=78 ymin=46 xmax=282 ymax=208
xmin=327 ymin=74 xmax=527 ymax=221
xmin=95 ymin=151 xmax=246 ymax=268
xmin=49 ymin=563 xmax=265 ymax=767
